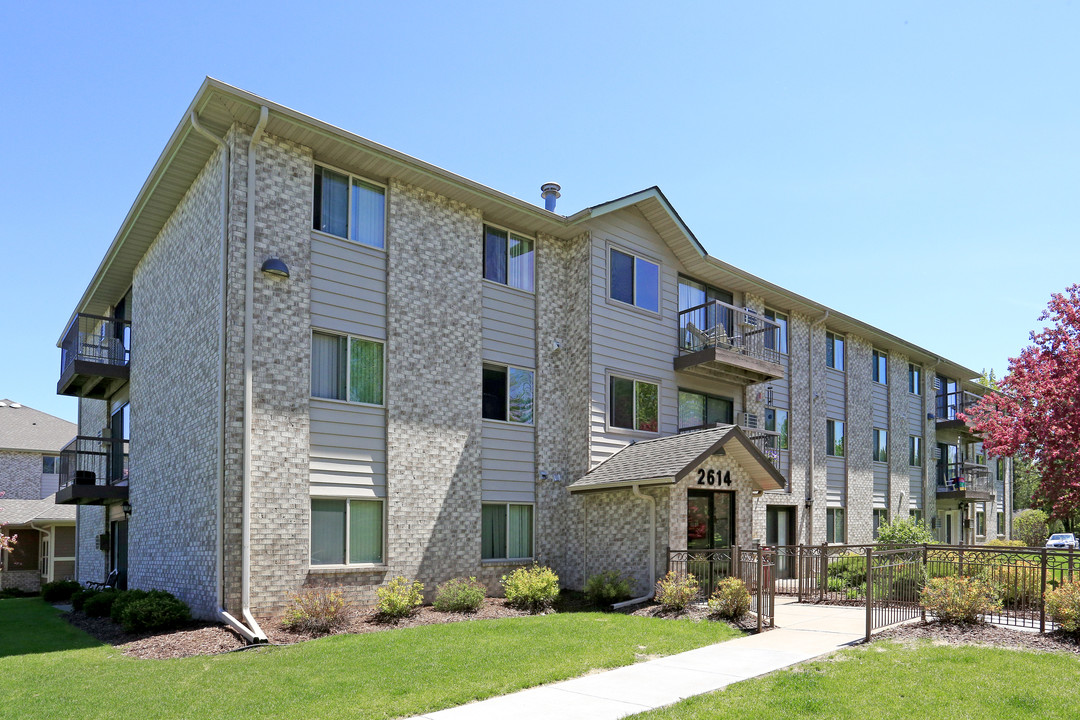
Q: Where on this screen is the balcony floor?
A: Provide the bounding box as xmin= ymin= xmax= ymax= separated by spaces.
xmin=675 ymin=347 xmax=785 ymax=385
xmin=55 ymin=483 xmax=128 ymax=505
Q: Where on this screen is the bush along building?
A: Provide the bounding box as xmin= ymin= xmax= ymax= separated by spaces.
xmin=56 ymin=78 xmax=1012 ymax=640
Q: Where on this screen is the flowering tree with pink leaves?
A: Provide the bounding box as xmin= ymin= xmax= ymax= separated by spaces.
xmin=0 ymin=491 xmax=14 ymax=554
xmin=963 ymin=284 xmax=1080 ymax=521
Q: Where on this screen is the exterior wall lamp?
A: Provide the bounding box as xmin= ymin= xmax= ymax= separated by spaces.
xmin=121 ymin=500 xmax=132 ymax=519
xmin=260 ymin=257 xmax=290 ymax=278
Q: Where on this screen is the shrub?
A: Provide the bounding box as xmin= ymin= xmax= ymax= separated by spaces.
xmin=432 ymin=576 xmax=486 ymax=613
xmin=376 ymin=576 xmax=424 ymax=619
xmin=110 ymin=589 xmax=173 ymax=624
xmin=71 ymin=588 xmax=98 ymax=612
xmin=875 ymin=518 xmax=936 ymax=546
xmin=584 ymin=570 xmax=633 ymax=607
xmin=985 ymin=538 xmax=1024 ymax=547
xmin=920 ymin=576 xmax=1001 ymax=623
xmin=120 ymin=594 xmax=191 ymax=633
xmin=83 ymin=589 xmax=120 ymax=617
xmin=282 ymin=587 xmax=353 ymax=634
xmin=1014 ymin=509 xmax=1049 ymax=547
xmin=41 ymin=580 xmax=82 ymax=603
xmin=827 ymin=553 xmax=866 ymax=589
xmin=1046 ymin=580 xmax=1080 ymax=633
xmin=707 ymin=577 xmax=751 ymax=620
xmin=654 ymin=571 xmax=700 ymax=612
xmin=502 ymin=565 xmax=560 ymax=613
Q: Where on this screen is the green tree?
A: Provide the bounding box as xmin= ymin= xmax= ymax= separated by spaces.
xmin=1012 ymin=456 xmax=1041 ymax=511
xmin=1013 ymin=509 xmax=1049 ymax=547
xmin=875 ymin=517 xmax=936 ymax=545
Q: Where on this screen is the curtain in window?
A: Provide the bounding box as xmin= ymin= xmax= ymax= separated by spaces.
xmin=634 ymin=257 xmax=659 ymax=312
xmin=635 ymin=381 xmax=658 ymax=432
xmin=316 ymin=168 xmax=349 ymax=238
xmin=311 ymin=499 xmax=345 ymax=565
xmin=349 ymin=500 xmax=383 ymax=564
xmin=484 ymin=227 xmax=508 ymax=284
xmin=349 ymin=338 xmax=384 ymax=404
xmin=610 ymin=249 xmax=634 ymax=305
xmin=610 ymin=376 xmax=634 ymax=429
xmin=678 ymin=391 xmax=705 ymax=429
xmin=508 ymin=505 xmax=533 ymax=558
xmin=482 ymin=504 xmax=507 ymax=559
xmin=508 ymin=234 xmax=534 ymax=292
xmin=312 ymin=332 xmax=347 ymax=399
xmin=508 ymin=368 xmax=534 ymax=423
xmin=351 ymin=180 xmax=385 ymax=248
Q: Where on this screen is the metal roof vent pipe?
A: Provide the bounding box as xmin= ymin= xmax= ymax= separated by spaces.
xmin=541 ymin=182 xmax=561 ymax=212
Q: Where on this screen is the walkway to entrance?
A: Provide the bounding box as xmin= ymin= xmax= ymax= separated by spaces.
xmin=412 ymin=599 xmax=867 ymax=720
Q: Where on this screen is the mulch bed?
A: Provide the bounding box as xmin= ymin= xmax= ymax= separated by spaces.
xmin=876 ymin=620 xmax=1080 ymax=655
xmin=64 ymin=612 xmax=247 ymax=659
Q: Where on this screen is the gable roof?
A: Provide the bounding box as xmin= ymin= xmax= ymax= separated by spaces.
xmin=0 ymin=494 xmax=76 ymax=526
xmin=0 ymin=401 xmax=76 ymax=454
xmin=568 ymin=425 xmax=785 ymax=493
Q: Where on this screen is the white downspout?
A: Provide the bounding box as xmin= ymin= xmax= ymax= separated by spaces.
xmin=807 ymin=310 xmax=829 ymax=544
xmin=189 ymin=111 xmax=263 ymax=644
xmin=612 ymin=484 xmax=656 ymax=609
xmin=240 ymin=106 xmax=270 ymax=642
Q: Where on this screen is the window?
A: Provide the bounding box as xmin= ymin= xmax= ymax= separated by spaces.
xmin=482 ymin=364 xmax=534 ymax=424
xmin=42 ymin=456 xmax=58 ymax=474
xmin=872 ymin=428 xmax=888 ymax=463
xmin=826 ymin=419 xmax=845 ymax=457
xmin=610 ymin=248 xmax=659 ymax=312
xmin=997 ymin=458 xmax=1006 ymax=480
xmin=765 ymin=408 xmax=789 ymax=450
xmin=976 ymin=509 xmax=986 ymax=537
xmin=482 ymin=503 xmax=533 ymax=560
xmin=678 ymin=390 xmax=733 ymax=430
xmin=610 ymin=376 xmax=658 ymax=432
xmin=909 ymin=436 xmax=922 ymax=467
xmin=764 ymin=309 xmax=788 ymax=355
xmin=873 ymin=509 xmax=888 ymax=538
xmin=312 ymin=166 xmax=385 ymax=248
xmin=483 ymin=225 xmax=534 ymax=292
xmin=826 ymin=332 xmax=845 ymax=371
xmin=997 ymin=512 xmax=1005 ymax=536
xmin=910 ymin=509 xmax=924 ymax=525
xmin=872 ymin=350 xmax=888 ymax=384
xmin=310 ymin=498 xmax=383 ymax=565
xmin=826 ymin=508 xmax=846 ymax=543
xmin=311 ymin=331 xmax=384 ymax=405
xmin=908 ymin=364 xmax=921 ymax=395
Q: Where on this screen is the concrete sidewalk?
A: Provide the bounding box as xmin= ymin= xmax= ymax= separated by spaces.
xmin=413 ymin=598 xmax=866 ymax=720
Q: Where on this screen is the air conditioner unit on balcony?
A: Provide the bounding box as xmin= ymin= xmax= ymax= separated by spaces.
xmin=741 ymin=307 xmax=761 ymax=327
xmin=739 ymin=412 xmax=759 ymax=429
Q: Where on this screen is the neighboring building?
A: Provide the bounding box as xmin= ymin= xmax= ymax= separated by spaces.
xmin=0 ymin=400 xmax=77 ymax=592
xmin=55 ymin=79 xmax=1012 ymax=639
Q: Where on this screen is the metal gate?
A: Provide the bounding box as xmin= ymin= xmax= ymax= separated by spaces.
xmin=668 ymin=545 xmax=775 ymax=631
xmin=865 ymin=546 xmax=924 ymax=640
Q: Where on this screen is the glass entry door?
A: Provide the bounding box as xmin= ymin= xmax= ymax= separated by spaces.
xmin=687 ymin=490 xmax=735 ymax=549
xmin=110 ymin=519 xmax=128 ymax=590
xmin=766 ymin=506 xmax=796 ymax=578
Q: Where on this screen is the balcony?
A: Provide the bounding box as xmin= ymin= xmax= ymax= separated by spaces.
xmin=675 ymin=301 xmax=785 ymax=385
xmin=936 ymin=462 xmax=993 ymax=502
xmin=54 ymin=436 xmax=129 ymax=505
xmin=935 ymin=390 xmax=982 ymax=432
xmin=57 ymin=314 xmax=130 ymax=399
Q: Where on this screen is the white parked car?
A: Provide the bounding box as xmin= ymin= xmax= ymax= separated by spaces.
xmin=1045 ymin=533 xmax=1078 ymax=549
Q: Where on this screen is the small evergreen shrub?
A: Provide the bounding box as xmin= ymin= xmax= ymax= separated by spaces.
xmin=83 ymin=589 xmax=120 ymax=617
xmin=654 ymin=571 xmax=700 ymax=612
xmin=584 ymin=570 xmax=633 ymax=607
xmin=282 ymin=587 xmax=353 ymax=634
xmin=41 ymin=580 xmax=82 ymax=603
xmin=71 ymin=589 xmax=98 ymax=612
xmin=874 ymin=518 xmax=936 ymax=546
xmin=1046 ymin=580 xmax=1080 ymax=633
xmin=110 ymin=589 xmax=174 ymax=623
xmin=433 ymin=577 xmax=487 ymax=613
xmin=827 ymin=553 xmax=866 ymax=589
xmin=707 ymin=577 xmax=751 ymax=620
xmin=985 ymin=538 xmax=1024 ymax=548
xmin=501 ymin=565 xmax=560 ymax=612
xmin=120 ymin=594 xmax=191 ymax=633
xmin=920 ymin=576 xmax=1001 ymax=623
xmin=376 ymin=576 xmax=424 ymax=619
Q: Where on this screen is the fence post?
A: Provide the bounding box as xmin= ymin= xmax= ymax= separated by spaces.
xmin=921 ymin=544 xmax=928 ymax=622
xmin=769 ymin=548 xmax=776 ymax=628
xmin=733 ymin=543 xmax=740 ymax=585
xmin=756 ymin=545 xmax=765 ymax=634
xmin=865 ymin=546 xmax=874 ymax=642
xmin=820 ymin=542 xmax=828 ymax=602
xmin=1069 ymin=548 xmax=1075 ymax=584
xmin=797 ymin=543 xmax=805 ymax=603
xmin=1040 ymin=547 xmax=1048 ymax=634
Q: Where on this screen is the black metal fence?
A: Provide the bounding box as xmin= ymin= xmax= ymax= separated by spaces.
xmin=59 ymin=314 xmax=130 ymax=375
xmin=58 ymin=435 xmax=129 ymax=490
xmin=668 ymin=545 xmax=775 ymax=631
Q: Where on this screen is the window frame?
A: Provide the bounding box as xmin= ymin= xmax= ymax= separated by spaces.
xmin=764 ymin=309 xmax=788 ymax=355
xmin=677 ymin=388 xmax=734 ymax=431
xmin=482 ymin=362 xmax=535 ymax=425
xmin=908 ymin=363 xmax=922 ymax=395
xmin=872 ymin=508 xmax=889 ymax=538
xmin=765 ymin=407 xmax=790 ymax=450
xmin=826 ymin=332 xmax=845 ymax=371
xmin=976 ymin=509 xmax=987 ymax=538
xmin=481 ymin=502 xmax=535 ymax=561
xmin=910 ymin=509 xmax=924 ymax=525
xmin=311 ymin=163 xmax=387 ymax=250
xmin=608 ymin=373 xmax=661 ymax=434
xmin=826 ymin=507 xmax=846 ymax=543
xmin=42 ymin=456 xmax=59 ymax=474
xmin=996 ymin=511 xmax=1005 ymax=536
xmin=872 ymin=350 xmax=888 ymax=384
xmin=826 ymin=419 xmax=846 ymax=457
xmin=308 ymin=496 xmax=386 ymax=568
xmin=310 ymin=329 xmax=386 ymax=407
xmin=608 ymin=245 xmax=661 ymax=314
xmin=482 ymin=222 xmax=535 ymax=294
xmin=909 ymin=436 xmax=922 ymax=467
xmin=872 ymin=428 xmax=888 ymax=463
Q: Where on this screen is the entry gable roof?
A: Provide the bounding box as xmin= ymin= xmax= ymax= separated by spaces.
xmin=0 ymin=495 xmax=76 ymax=526
xmin=568 ymin=425 xmax=785 ymax=493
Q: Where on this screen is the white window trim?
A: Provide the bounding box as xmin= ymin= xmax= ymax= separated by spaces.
xmin=482 ymin=222 xmax=536 ymax=295
xmin=312 ymin=162 xmax=388 ymax=251
xmin=482 ymin=362 xmax=535 ymax=426
xmin=764 ymin=308 xmax=789 ymax=355
xmin=481 ymin=502 xmax=535 ymax=562
xmin=308 ymin=495 xmax=387 ymax=570
xmin=606 ymin=243 xmax=662 ymax=316
xmin=310 ymin=328 xmax=386 ymax=408
xmin=606 ymin=371 xmax=661 ymax=436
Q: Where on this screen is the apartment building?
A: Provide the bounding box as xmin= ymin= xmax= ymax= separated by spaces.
xmin=0 ymin=400 xmax=77 ymax=592
xmin=55 ymin=79 xmax=1010 ymax=638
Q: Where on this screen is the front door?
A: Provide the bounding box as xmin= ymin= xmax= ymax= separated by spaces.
xmin=110 ymin=519 xmax=128 ymax=590
xmin=687 ymin=491 xmax=735 ymax=595
xmin=766 ymin=506 xmax=796 ymax=578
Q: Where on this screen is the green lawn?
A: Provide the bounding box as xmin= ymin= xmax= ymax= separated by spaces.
xmin=628 ymin=639 xmax=1080 ymax=720
xmin=2 ymin=598 xmax=738 ymax=719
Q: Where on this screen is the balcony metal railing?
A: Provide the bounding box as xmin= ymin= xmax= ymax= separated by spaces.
xmin=935 ymin=390 xmax=982 ymax=421
xmin=59 ymin=314 xmax=131 ymax=377
xmin=936 ymin=462 xmax=991 ymax=495
xmin=677 ymin=421 xmax=782 ymax=467
xmin=678 ymin=300 xmax=782 ymax=365
xmin=58 ymin=436 xmax=129 ymax=491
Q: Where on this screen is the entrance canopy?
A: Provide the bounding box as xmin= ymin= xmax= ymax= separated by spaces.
xmin=568 ymin=425 xmax=786 ymax=493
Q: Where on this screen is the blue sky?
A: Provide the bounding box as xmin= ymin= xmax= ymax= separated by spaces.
xmin=2 ymin=2 xmax=1077 ymax=422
